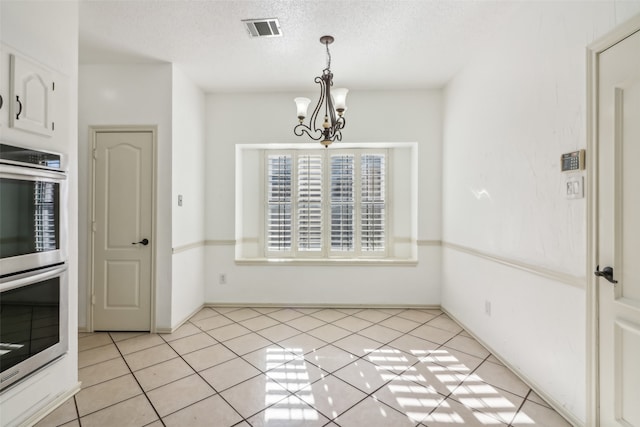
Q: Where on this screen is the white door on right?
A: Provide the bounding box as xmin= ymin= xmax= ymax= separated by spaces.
xmin=597 ymin=28 xmax=640 ymax=427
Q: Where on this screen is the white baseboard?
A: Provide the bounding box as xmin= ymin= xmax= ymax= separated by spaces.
xmin=19 ymin=382 xmax=81 ymax=427
xmin=155 ymin=304 xmax=205 ymax=334
xmin=204 ymin=302 xmax=440 ymax=310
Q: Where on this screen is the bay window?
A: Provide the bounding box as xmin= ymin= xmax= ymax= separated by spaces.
xmin=235 ymin=142 xmax=417 ymax=264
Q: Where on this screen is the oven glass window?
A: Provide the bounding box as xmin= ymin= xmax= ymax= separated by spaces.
xmin=0 ymin=178 xmax=59 ymax=259
xmin=0 ymin=277 xmax=60 ymax=373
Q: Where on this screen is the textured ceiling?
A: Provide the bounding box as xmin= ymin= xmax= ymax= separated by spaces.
xmin=79 ymin=0 xmax=517 ymax=93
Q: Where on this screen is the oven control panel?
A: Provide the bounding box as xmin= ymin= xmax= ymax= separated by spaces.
xmin=0 ymin=143 xmax=62 ymax=169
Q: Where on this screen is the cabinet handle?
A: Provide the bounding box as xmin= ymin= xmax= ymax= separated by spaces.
xmin=0 ymin=94 xmax=3 ymax=110
xmin=16 ymin=95 xmax=23 ymax=120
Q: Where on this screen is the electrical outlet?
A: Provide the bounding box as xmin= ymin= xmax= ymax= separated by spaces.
xmin=219 ymin=274 xmax=227 ymax=285
xmin=485 ymin=300 xmax=492 ymax=316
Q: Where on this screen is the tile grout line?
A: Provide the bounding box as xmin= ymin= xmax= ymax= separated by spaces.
xmin=156 ymin=322 xmax=254 ymax=426
xmin=196 ymin=309 xmax=321 ymax=424
xmin=201 ymin=307 xmax=403 ymax=424
xmin=428 ymin=346 xmax=519 ymax=425
xmin=256 ymin=308 xmax=446 ymax=424
xmin=329 ymin=320 xmax=480 ymax=425
xmin=322 ymin=313 xmax=455 ymax=425
xmin=73 ymin=395 xmax=82 ymax=427
xmin=107 ymin=332 xmax=168 ymax=427
xmin=508 ymin=388 xmax=533 ymax=427
xmin=68 ymin=334 xmax=166 ymax=425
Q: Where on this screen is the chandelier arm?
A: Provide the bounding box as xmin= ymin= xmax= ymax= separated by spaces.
xmin=328 ymin=96 xmax=337 ymax=134
xmin=309 ymin=75 xmax=326 ymax=133
xmin=335 ymin=117 xmax=344 ymax=138
xmin=328 ymin=117 xmax=345 ymax=142
xmin=325 ymin=74 xmax=338 ymax=131
xmin=324 ymin=112 xmax=343 ymax=142
xmin=294 ymin=123 xmax=323 ymax=141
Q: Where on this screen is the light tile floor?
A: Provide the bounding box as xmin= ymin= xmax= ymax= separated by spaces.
xmin=36 ymin=307 xmax=572 ymax=427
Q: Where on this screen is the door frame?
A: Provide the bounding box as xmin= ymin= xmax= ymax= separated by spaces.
xmin=87 ymin=125 xmax=158 ymax=333
xmin=586 ymin=14 xmax=640 ymax=427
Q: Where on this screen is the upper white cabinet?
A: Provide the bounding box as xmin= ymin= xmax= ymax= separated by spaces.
xmin=9 ymin=53 xmax=54 ymax=137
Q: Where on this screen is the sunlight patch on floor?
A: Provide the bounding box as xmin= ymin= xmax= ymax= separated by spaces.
xmin=263 ymin=347 xmax=320 ymax=422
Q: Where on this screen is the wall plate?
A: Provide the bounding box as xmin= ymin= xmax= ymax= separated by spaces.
xmin=565 ymin=175 xmax=584 ymax=199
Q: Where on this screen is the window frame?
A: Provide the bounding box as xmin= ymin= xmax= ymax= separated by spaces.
xmin=263 ymin=147 xmax=390 ymax=260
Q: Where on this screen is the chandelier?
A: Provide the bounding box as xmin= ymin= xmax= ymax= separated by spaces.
xmin=294 ymin=35 xmax=348 ymax=147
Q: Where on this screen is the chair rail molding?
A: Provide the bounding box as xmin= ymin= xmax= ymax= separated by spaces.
xmin=443 ymin=241 xmax=585 ymax=288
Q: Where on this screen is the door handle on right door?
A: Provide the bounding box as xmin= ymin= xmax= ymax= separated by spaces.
xmin=132 ymin=238 xmax=149 ymax=246
xmin=594 ymin=265 xmax=618 ymax=284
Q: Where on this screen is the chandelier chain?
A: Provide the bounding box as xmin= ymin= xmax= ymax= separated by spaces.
xmin=325 ymin=39 xmax=331 ymax=71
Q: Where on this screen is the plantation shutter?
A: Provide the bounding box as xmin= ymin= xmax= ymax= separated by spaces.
xmin=360 ymin=154 xmax=385 ymax=252
xmin=297 ymin=154 xmax=323 ymax=251
xmin=330 ymin=154 xmax=355 ymax=251
xmin=266 ymin=154 xmax=292 ymax=251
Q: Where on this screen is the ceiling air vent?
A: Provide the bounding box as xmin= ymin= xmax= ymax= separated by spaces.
xmin=242 ymin=18 xmax=282 ymax=38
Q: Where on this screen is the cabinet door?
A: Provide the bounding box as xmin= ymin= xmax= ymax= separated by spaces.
xmin=10 ymin=54 xmax=54 ymax=137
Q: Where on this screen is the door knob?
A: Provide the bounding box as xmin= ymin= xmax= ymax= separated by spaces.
xmin=594 ymin=265 xmax=617 ymax=284
xmin=132 ymin=238 xmax=149 ymax=246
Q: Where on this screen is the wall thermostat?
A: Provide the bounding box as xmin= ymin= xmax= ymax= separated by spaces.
xmin=561 ymin=149 xmax=585 ymax=172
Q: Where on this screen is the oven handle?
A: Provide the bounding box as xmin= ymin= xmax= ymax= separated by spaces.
xmin=0 ymin=163 xmax=67 ymax=181
xmin=0 ymin=264 xmax=67 ymax=291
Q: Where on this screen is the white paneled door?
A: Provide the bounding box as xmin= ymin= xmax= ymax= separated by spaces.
xmin=92 ymin=130 xmax=153 ymax=331
xmin=597 ymin=28 xmax=640 ymax=426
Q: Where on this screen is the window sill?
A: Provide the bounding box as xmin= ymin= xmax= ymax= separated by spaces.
xmin=235 ymin=258 xmax=418 ymax=267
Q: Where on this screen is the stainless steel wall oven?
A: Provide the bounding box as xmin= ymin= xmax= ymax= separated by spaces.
xmin=1 ymin=143 xmax=67 ymax=275
xmin=1 ymin=265 xmax=68 ymax=390
xmin=0 ymin=143 xmax=68 ymax=391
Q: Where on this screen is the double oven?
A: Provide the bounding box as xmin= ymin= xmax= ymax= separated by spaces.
xmin=0 ymin=143 xmax=68 ymax=391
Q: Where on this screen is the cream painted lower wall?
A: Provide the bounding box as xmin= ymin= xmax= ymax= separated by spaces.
xmin=205 ymin=244 xmax=441 ymax=305
xmin=442 ymin=247 xmax=586 ymax=424
xmin=171 ymin=246 xmax=205 ymax=325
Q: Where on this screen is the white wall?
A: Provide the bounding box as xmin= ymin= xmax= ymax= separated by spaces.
xmin=205 ymin=90 xmax=442 ymax=305
xmin=0 ymin=1 xmax=79 ymax=426
xmin=441 ymin=3 xmax=640 ymax=424
xmin=78 ymin=63 xmax=173 ymax=330
xmin=171 ymin=65 xmax=206 ymax=326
